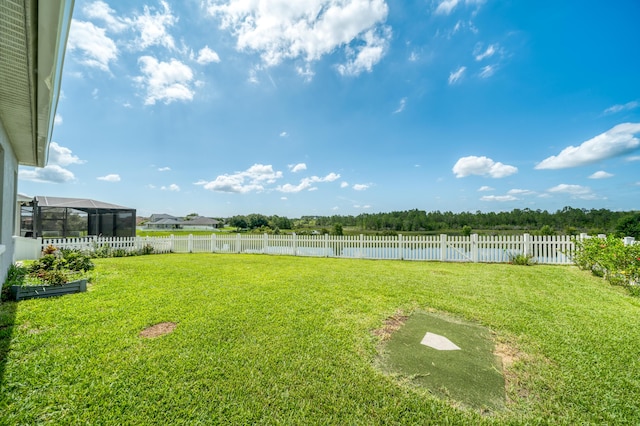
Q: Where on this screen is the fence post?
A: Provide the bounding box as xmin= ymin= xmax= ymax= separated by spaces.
xmin=471 ymin=234 xmax=478 ymax=262
xmin=623 ymin=236 xmax=635 ymax=246
xmin=211 ymin=233 xmax=216 ymax=253
xmin=398 ymin=234 xmax=404 ymax=260
xmin=187 ymin=234 xmax=193 ymax=253
xmin=440 ymin=234 xmax=447 ymax=261
xmin=324 ymin=233 xmax=329 ymax=257
xmin=236 ymin=233 xmax=241 ymax=253
xmin=523 ymin=233 xmax=531 ymax=257
xmin=264 ymin=233 xmax=268 ymax=254
xmin=359 ymin=234 xmax=364 ymax=259
xmin=169 ymin=235 xmax=174 ymax=252
xmin=293 ymin=233 xmax=298 ymax=256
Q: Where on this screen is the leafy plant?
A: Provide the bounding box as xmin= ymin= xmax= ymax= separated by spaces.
xmin=1 ymin=264 xmax=28 ymax=301
xmin=507 ymin=251 xmax=536 ymax=266
xmin=22 ymin=247 xmax=94 ymax=287
xmin=573 ymin=234 xmax=640 ymax=293
xmin=140 ymin=244 xmax=154 ymax=255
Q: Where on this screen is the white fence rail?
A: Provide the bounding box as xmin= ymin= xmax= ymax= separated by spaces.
xmin=9 ymin=233 xmax=598 ymax=265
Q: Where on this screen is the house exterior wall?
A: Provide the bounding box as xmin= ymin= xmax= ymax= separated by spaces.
xmin=0 ymin=119 xmax=19 ymax=283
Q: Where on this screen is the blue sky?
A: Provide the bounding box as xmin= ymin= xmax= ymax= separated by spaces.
xmin=18 ymin=0 xmax=640 ymax=218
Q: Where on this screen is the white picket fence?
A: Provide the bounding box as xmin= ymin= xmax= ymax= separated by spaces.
xmin=18 ymin=233 xmax=590 ymax=264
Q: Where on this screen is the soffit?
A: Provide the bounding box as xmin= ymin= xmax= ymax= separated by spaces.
xmin=0 ymin=0 xmax=72 ymax=167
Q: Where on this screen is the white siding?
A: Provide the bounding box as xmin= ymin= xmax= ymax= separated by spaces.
xmin=0 ymin=120 xmax=19 ymax=283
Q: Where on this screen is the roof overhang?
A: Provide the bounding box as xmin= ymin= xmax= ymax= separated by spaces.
xmin=0 ymin=0 xmax=75 ymax=167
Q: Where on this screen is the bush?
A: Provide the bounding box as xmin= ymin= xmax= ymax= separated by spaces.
xmin=573 ymin=235 xmax=640 ymax=293
xmin=507 ymin=252 xmax=536 ymax=266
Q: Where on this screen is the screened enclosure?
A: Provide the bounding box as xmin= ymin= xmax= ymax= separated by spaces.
xmin=20 ymin=196 xmax=136 ymax=238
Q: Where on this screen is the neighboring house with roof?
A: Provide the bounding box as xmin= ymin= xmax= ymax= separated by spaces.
xmin=146 ymin=214 xmax=221 ymax=230
xmin=0 ymin=1 xmax=75 ymax=282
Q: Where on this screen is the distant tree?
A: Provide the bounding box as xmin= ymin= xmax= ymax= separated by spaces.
xmin=229 ymin=216 xmax=248 ymax=230
xmin=247 ymin=214 xmax=269 ymax=229
xmin=185 ymin=212 xmax=199 ymax=219
xmin=332 ymin=223 xmax=344 ymax=236
xmin=461 ymin=225 xmax=472 ymax=237
xmin=616 ymin=213 xmax=640 ymax=239
xmin=564 ymin=226 xmax=579 ymax=236
xmin=539 ymin=225 xmax=555 ymax=236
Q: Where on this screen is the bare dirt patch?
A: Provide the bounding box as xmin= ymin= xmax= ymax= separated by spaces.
xmin=494 ymin=340 xmax=532 ymax=402
xmin=372 ymin=311 xmax=408 ymax=342
xmin=139 ymin=322 xmax=177 ymax=338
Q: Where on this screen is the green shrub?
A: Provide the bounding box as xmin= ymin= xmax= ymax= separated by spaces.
xmin=61 ymin=249 xmax=95 ymax=272
xmin=140 ymin=244 xmax=154 ymax=255
xmin=573 ymin=235 xmax=640 ymax=293
xmin=507 ymin=252 xmax=536 ymax=266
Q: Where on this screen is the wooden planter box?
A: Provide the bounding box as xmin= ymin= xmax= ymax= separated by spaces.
xmin=11 ymin=279 xmax=87 ymax=301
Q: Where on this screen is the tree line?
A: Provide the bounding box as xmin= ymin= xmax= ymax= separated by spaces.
xmin=226 ymin=207 xmax=640 ymax=238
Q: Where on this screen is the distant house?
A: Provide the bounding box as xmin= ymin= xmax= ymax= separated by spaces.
xmin=146 ymin=214 xmax=221 ymax=230
xmin=0 ymin=1 xmax=74 ymax=281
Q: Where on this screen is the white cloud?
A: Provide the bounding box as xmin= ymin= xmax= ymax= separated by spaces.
xmin=289 ymin=163 xmax=307 ymax=173
xmin=131 ymin=1 xmax=177 ymax=50
xmin=296 ymin=64 xmax=316 ymax=82
xmin=479 ymin=65 xmax=495 ymax=78
xmin=474 ymin=43 xmax=497 ymax=61
xmin=604 ymin=101 xmax=638 ymax=115
xmin=341 ymin=182 xmax=349 ymax=188
xmin=507 ymin=189 xmax=535 ymax=195
xmin=435 ymin=0 xmax=485 ymax=15
xmin=353 ymin=183 xmax=370 ymax=191
xmin=158 ymin=167 xmax=171 ymax=172
xmin=83 ymin=0 xmax=128 ymax=32
xmin=337 ymin=28 xmax=391 ymax=76
xmin=206 ymin=0 xmax=391 ymax=77
xmin=588 ymin=171 xmax=613 ymax=179
xmin=67 ymin=20 xmax=118 ymax=71
xmin=547 ymin=184 xmax=596 ymax=200
xmin=277 ymin=173 xmax=341 ymax=193
xmin=626 ymin=155 xmax=640 ymax=162
xmin=448 ymin=66 xmax=466 ymax=84
xmin=409 ymin=51 xmax=419 ymax=62
xmin=54 ymin=114 xmax=63 ymax=126
xmin=280 ymin=131 xmax=289 ymax=137
xmin=535 ymin=123 xmax=640 ymax=169
xmin=161 ymin=184 xmax=180 ymax=191
xmin=48 ymin=142 xmax=85 ymax=166
xmin=453 ymin=156 xmax=518 ymax=178
xmin=478 ymin=185 xmax=494 ymax=192
xmin=393 ymin=97 xmax=407 ymax=114
xmin=197 ymin=46 xmax=221 ymax=64
xmin=19 ymin=143 xmax=84 ymax=183
xmin=97 ymin=174 xmax=121 ymax=182
xmin=197 ymin=164 xmax=283 ymax=193
xmin=435 ymin=0 xmax=460 ymax=15
xmin=135 ymin=56 xmax=195 ymax=105
xmin=19 ymin=165 xmax=75 ymax=183
xmin=480 ymin=195 xmax=517 ymax=202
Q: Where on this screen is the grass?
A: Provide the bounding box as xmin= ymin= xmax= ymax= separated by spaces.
xmin=1 ymin=254 xmax=640 ymax=424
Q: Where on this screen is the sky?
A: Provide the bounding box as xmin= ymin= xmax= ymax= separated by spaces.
xmin=18 ymin=0 xmax=640 ymax=218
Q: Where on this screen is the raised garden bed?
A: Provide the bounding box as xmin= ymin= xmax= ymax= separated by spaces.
xmin=11 ymin=279 xmax=87 ymax=301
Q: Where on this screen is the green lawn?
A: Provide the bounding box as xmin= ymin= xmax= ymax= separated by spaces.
xmin=1 ymin=254 xmax=639 ymax=424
